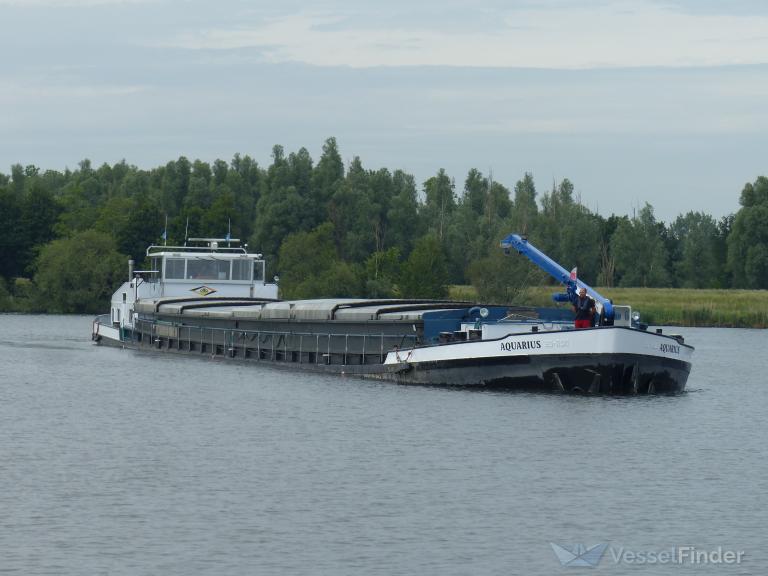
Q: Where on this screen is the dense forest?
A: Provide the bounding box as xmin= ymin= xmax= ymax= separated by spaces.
xmin=0 ymin=137 xmax=766 ymax=314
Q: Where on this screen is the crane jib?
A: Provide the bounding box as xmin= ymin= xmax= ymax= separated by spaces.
xmin=499 ymin=233 xmax=614 ymax=322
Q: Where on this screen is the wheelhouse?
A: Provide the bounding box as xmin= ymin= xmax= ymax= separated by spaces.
xmin=145 ymin=238 xmax=266 ymax=284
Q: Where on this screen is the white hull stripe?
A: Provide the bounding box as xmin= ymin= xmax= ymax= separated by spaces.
xmin=386 ymin=327 xmax=693 ymax=365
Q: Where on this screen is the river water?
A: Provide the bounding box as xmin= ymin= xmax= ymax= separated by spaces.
xmin=0 ymin=315 xmax=765 ymax=575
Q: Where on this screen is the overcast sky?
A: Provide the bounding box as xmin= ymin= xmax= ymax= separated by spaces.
xmin=2 ymin=0 xmax=767 ymax=221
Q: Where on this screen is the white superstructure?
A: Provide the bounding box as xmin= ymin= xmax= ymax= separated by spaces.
xmin=108 ymin=238 xmax=278 ymax=332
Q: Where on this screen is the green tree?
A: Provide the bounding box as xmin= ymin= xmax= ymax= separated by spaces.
xmin=0 ymin=276 xmax=11 ymax=311
xmin=670 ymin=211 xmax=722 ymax=288
xmin=453 ymin=170 xmax=512 ymax=274
xmin=610 ymin=204 xmax=670 ymax=287
xmin=277 ymin=223 xmax=361 ymax=299
xmin=386 ymin=170 xmax=421 ymax=255
xmin=368 ymin=168 xmax=397 ymax=255
xmin=536 ymin=179 xmax=601 ymax=285
xmin=185 ymin=174 xmax=213 ymax=210
xmin=201 ymin=191 xmax=236 ymax=238
xmin=511 ymin=172 xmax=538 ymax=233
xmin=714 ymin=215 xmax=733 ymax=287
xmin=0 ymin=185 xmax=23 ymax=278
xmin=251 ymin=186 xmax=315 ymax=269
xmin=311 ymin=137 xmax=344 ymax=209
xmin=55 ymin=172 xmax=104 ymax=236
xmin=18 ymin=179 xmax=61 ymax=275
xmin=251 ymin=145 xmax=317 ymax=268
xmin=327 ymin=157 xmax=379 ymax=261
xmin=363 ymin=247 xmax=401 ymax=298
xmin=399 ymin=235 xmax=448 ymax=298
xmin=597 ymin=215 xmax=623 ymax=287
xmin=423 ymin=169 xmax=455 ymax=240
xmin=468 ymin=244 xmax=546 ymax=304
xmin=487 ymin=180 xmax=512 ymax=223
xmin=10 ymin=164 xmax=25 ymax=195
xmin=463 ymin=168 xmax=487 ymax=216
xmin=33 ymin=230 xmax=127 ymax=313
xmin=159 ymin=157 xmax=191 ymax=216
xmin=443 ymin=201 xmax=484 ymax=284
xmin=727 ymin=177 xmax=768 ymax=288
xmin=228 ymin=154 xmax=263 ymax=240
xmin=97 ymin=191 xmax=164 ymax=261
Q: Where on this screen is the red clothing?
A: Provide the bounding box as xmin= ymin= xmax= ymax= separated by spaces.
xmin=575 ymin=319 xmax=591 ymax=329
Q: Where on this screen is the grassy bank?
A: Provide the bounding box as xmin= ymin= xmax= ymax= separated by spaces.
xmin=448 ymin=286 xmax=768 ymax=328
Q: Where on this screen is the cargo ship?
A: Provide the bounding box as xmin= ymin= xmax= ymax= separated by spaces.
xmin=92 ymin=235 xmax=693 ymax=393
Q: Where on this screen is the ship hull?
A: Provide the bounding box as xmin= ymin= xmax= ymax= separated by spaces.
xmin=377 ymin=326 xmax=692 ymax=392
xmin=370 ymin=353 xmax=690 ymax=393
xmin=92 ymin=318 xmax=692 ymax=394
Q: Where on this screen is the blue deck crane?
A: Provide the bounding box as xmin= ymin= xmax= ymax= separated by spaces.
xmin=500 ymin=233 xmax=614 ymax=325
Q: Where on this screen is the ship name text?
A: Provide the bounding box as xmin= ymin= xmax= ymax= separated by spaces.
xmin=501 ymin=340 xmax=542 ymax=352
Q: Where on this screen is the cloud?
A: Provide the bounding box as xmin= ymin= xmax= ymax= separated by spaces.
xmin=163 ymin=0 xmax=768 ymax=69
xmin=0 ymin=0 xmax=156 ymax=6
xmin=0 ymin=80 xmax=147 ymax=100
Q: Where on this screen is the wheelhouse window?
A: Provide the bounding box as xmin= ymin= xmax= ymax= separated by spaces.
xmin=150 ymin=258 xmax=161 ymax=283
xmin=232 ymin=259 xmax=252 ymax=281
xmin=165 ymin=258 xmax=185 ymax=279
xmin=253 ymin=261 xmax=265 ymax=282
xmin=187 ymin=258 xmax=230 ymax=280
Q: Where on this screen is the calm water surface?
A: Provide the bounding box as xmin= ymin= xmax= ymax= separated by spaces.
xmin=0 ymin=315 xmax=766 ymax=575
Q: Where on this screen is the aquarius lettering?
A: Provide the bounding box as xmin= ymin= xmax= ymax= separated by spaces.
xmin=660 ymin=343 xmax=680 ymax=354
xmin=500 ymin=340 xmax=542 ymax=352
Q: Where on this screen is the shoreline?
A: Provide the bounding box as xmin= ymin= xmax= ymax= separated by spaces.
xmin=449 ymin=286 xmax=768 ymax=329
xmin=2 ymin=287 xmax=767 ymax=329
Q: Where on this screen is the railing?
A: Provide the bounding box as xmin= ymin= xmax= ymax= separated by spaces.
xmin=92 ymin=314 xmax=110 ymax=340
xmin=94 ymin=314 xmax=111 ymax=326
xmin=146 ymin=245 xmax=249 ymax=255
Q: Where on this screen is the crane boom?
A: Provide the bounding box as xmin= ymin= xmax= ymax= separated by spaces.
xmin=500 ymin=233 xmax=614 ymax=323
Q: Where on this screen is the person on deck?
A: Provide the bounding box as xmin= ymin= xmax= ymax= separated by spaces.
xmin=573 ymin=287 xmax=596 ymax=329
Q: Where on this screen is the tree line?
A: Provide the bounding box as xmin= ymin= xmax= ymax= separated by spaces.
xmin=0 ymin=137 xmax=766 ymax=313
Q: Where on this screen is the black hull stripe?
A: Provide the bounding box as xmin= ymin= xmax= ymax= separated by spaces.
xmin=408 ymin=353 xmax=691 ymax=373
